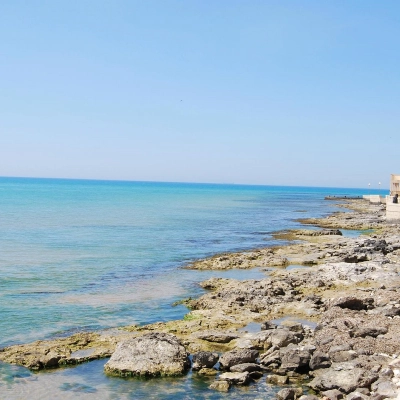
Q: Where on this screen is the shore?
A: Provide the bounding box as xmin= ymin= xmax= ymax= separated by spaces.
xmin=2 ymin=199 xmax=400 ymax=398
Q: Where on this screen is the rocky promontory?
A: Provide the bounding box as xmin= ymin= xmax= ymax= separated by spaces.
xmin=2 ymin=198 xmax=400 ymax=398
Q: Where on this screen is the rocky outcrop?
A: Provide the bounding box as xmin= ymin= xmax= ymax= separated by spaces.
xmin=104 ymin=333 xmax=190 ymax=377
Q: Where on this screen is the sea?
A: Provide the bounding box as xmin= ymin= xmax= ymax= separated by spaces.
xmin=0 ymin=177 xmax=385 ymax=399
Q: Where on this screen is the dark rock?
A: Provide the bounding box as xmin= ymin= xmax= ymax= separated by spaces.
xmin=192 ymin=351 xmax=219 ymax=370
xmin=249 ymin=370 xmax=263 ymax=380
xmin=280 ymin=347 xmax=312 ymax=372
xmin=350 ymin=327 xmax=388 ymax=338
xmin=329 ymin=297 xmax=370 ymax=310
xmin=219 ymin=349 xmax=258 ymax=370
xmin=309 ymin=351 xmax=331 ymax=370
xmin=230 ymin=363 xmax=262 ymax=373
xmin=261 ymin=321 xmax=278 ymax=330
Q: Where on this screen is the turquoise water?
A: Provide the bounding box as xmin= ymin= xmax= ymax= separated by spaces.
xmin=0 ymin=178 xmax=383 ymax=398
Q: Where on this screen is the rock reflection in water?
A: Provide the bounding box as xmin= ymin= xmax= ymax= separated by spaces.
xmin=0 ymin=359 xmax=281 ymax=399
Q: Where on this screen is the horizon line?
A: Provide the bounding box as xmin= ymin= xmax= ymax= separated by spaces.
xmin=0 ymin=175 xmax=389 ymax=191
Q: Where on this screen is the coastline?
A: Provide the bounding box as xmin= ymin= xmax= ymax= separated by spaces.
xmin=2 ymin=198 xmax=400 ymax=397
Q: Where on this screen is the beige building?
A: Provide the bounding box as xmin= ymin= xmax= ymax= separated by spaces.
xmin=387 ymin=174 xmax=400 ymax=220
xmin=390 ymin=174 xmax=400 ymax=195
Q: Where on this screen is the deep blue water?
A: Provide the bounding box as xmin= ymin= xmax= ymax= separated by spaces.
xmin=0 ymin=177 xmax=385 ymax=398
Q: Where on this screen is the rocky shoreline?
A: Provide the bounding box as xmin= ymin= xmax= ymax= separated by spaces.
xmin=2 ymin=199 xmax=400 ymax=399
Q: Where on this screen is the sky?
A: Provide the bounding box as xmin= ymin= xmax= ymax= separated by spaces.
xmin=0 ymin=1 xmax=399 ymax=188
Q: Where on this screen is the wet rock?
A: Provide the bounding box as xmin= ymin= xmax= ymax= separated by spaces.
xmin=277 ymin=388 xmax=297 ymax=400
xmin=192 ymin=351 xmax=219 ymax=370
xmin=209 ymin=380 xmax=230 ymax=392
xmin=219 ymin=349 xmax=258 ymax=370
xmin=104 ymin=333 xmax=190 ymax=377
xmin=197 ymin=367 xmax=218 ymax=375
xmin=218 ymin=371 xmax=250 ymax=385
xmin=261 ymin=321 xmax=278 ymax=330
xmin=266 ymin=374 xmax=288 ymax=384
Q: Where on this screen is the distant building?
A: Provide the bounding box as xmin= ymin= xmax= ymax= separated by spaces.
xmin=390 ymin=174 xmax=400 ymax=195
xmin=387 ymin=174 xmax=400 ymax=220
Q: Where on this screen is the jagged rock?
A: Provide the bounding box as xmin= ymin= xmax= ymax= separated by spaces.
xmin=219 ymin=349 xmax=258 ymax=370
xmin=191 ymin=351 xmax=219 ymax=370
xmin=218 ymin=371 xmax=250 ymax=385
xmin=104 ymin=333 xmax=190 ymax=377
xmin=260 ymin=349 xmax=281 ymax=367
xmin=329 ymin=297 xmax=371 ymax=311
xmin=372 ymin=381 xmax=397 ymax=399
xmin=267 ymin=329 xmax=299 ymax=347
xmin=280 ymin=346 xmax=313 ymax=372
xmin=277 ymin=388 xmax=297 ymax=400
xmin=309 ymin=367 xmax=379 ymax=394
xmin=209 ymin=380 xmax=230 ymax=392
xmin=309 ymin=351 xmax=331 ymax=370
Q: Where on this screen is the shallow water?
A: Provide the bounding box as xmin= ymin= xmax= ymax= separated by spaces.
xmin=0 ymin=178 xmax=380 ymax=397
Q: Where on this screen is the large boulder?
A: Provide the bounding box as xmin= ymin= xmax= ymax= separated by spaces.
xmin=104 ymin=333 xmax=190 ymax=377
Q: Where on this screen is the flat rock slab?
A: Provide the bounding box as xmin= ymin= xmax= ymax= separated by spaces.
xmin=104 ymin=332 xmax=190 ymax=377
xmin=192 ymin=330 xmax=239 ymax=343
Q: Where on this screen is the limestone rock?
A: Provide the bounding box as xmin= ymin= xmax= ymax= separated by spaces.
xmin=218 ymin=371 xmax=250 ymax=385
xmin=191 ymin=351 xmax=218 ymax=370
xmin=104 ymin=333 xmax=190 ymax=377
xmin=219 ymin=349 xmax=258 ymax=370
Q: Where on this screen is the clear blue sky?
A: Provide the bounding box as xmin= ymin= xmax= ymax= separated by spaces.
xmin=1 ymin=1 xmax=399 ymax=188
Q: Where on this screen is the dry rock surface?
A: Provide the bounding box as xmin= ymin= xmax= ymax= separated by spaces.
xmin=2 ymin=199 xmax=400 ymax=397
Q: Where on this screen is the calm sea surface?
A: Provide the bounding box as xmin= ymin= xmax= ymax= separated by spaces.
xmin=0 ymin=178 xmax=383 ymax=398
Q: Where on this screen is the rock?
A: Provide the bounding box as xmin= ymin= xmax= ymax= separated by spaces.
xmin=280 ymin=346 xmax=313 ymax=372
xmin=329 ymin=297 xmax=370 ymax=311
xmin=192 ymin=330 xmax=239 ymax=343
xmin=266 ymin=374 xmax=288 ymax=384
xmin=249 ymin=370 xmax=264 ymax=380
xmin=230 ymin=363 xmax=262 ymax=373
xmin=309 ymin=351 xmax=331 ymax=370
xmin=261 ymin=321 xmax=278 ymax=330
xmin=191 ymin=351 xmax=219 ymax=370
xmin=298 ymin=396 xmax=320 ymax=400
xmin=218 ymin=371 xmax=250 ymax=385
xmin=40 ymin=351 xmax=63 ymax=368
xmin=350 ymin=327 xmax=388 ymax=338
xmin=268 ymin=329 xmax=299 ymax=347
xmin=197 ymin=367 xmax=218 ymax=375
xmin=373 ymin=381 xmax=397 ymax=399
xmin=277 ymin=388 xmax=297 ymax=400
xmin=219 ymin=349 xmax=258 ymax=370
xmin=321 ymin=389 xmax=345 ymax=400
xmin=248 ymin=331 xmax=273 ymax=349
xmin=260 ymin=349 xmax=281 ymax=367
xmin=104 ymin=333 xmax=190 ymax=377
xmin=329 ymin=350 xmax=358 ymax=363
xmin=280 ymin=321 xmax=304 ymax=333
xmin=209 ymin=380 xmax=230 ymax=392
xmin=309 ymin=367 xmax=379 ymax=394
xmin=346 ymin=391 xmax=369 ymax=400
